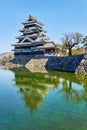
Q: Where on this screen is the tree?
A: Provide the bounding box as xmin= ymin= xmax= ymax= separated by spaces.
xmin=8 ymin=54 xmax=14 ymax=60
xmin=82 ymin=36 xmax=87 ymax=53
xmin=54 ymin=44 xmax=62 ymax=56
xmin=61 ymin=32 xmax=83 ymax=56
xmin=82 ymin=36 xmax=87 ymax=46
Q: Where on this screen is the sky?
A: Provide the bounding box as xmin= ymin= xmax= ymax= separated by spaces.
xmin=0 ymin=0 xmax=87 ymax=53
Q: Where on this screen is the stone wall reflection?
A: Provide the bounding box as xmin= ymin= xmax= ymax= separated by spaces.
xmin=11 ymin=67 xmax=87 ymax=113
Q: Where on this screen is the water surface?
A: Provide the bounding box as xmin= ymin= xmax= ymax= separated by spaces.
xmin=0 ymin=67 xmax=87 ymax=130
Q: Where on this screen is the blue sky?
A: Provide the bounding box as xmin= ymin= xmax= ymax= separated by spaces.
xmin=0 ymin=0 xmax=87 ymax=53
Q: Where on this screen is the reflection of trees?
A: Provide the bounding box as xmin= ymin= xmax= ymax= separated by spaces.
xmin=59 ymin=74 xmax=87 ymax=104
xmin=61 ymin=79 xmax=73 ymax=102
xmin=76 ymin=74 xmax=87 ymax=104
xmin=11 ymin=67 xmax=60 ymax=113
xmin=62 ymin=79 xmax=82 ymax=103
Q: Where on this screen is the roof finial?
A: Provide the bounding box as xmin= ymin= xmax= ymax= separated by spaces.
xmin=29 ymin=14 xmax=32 ymax=19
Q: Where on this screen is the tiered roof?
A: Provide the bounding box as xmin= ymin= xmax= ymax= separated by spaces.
xmin=22 ymin=15 xmax=44 ymax=26
xmin=12 ymin=15 xmax=55 ymax=53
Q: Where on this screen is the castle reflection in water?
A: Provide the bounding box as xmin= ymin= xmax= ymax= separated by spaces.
xmin=10 ymin=67 xmax=87 ymax=114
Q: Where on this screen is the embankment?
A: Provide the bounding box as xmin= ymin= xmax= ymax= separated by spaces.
xmin=11 ymin=54 xmax=86 ymax=73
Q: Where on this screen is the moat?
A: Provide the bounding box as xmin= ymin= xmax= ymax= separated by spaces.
xmin=0 ymin=67 xmax=87 ymax=130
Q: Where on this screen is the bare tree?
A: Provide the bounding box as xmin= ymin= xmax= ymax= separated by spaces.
xmin=82 ymin=36 xmax=87 ymax=53
xmin=82 ymin=36 xmax=87 ymax=49
xmin=61 ymin=32 xmax=83 ymax=56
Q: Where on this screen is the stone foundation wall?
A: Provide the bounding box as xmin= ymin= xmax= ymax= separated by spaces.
xmin=26 ymin=58 xmax=48 ymax=73
xmin=75 ymin=53 xmax=87 ymax=74
xmin=46 ymin=54 xmax=84 ymax=72
xmin=11 ymin=54 xmax=43 ymax=65
xmin=11 ymin=54 xmax=85 ymax=73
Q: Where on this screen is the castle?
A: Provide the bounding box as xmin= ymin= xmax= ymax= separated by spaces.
xmin=12 ymin=15 xmax=55 ymax=57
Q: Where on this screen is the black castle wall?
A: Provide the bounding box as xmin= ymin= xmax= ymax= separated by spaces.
xmin=11 ymin=54 xmax=85 ymax=73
